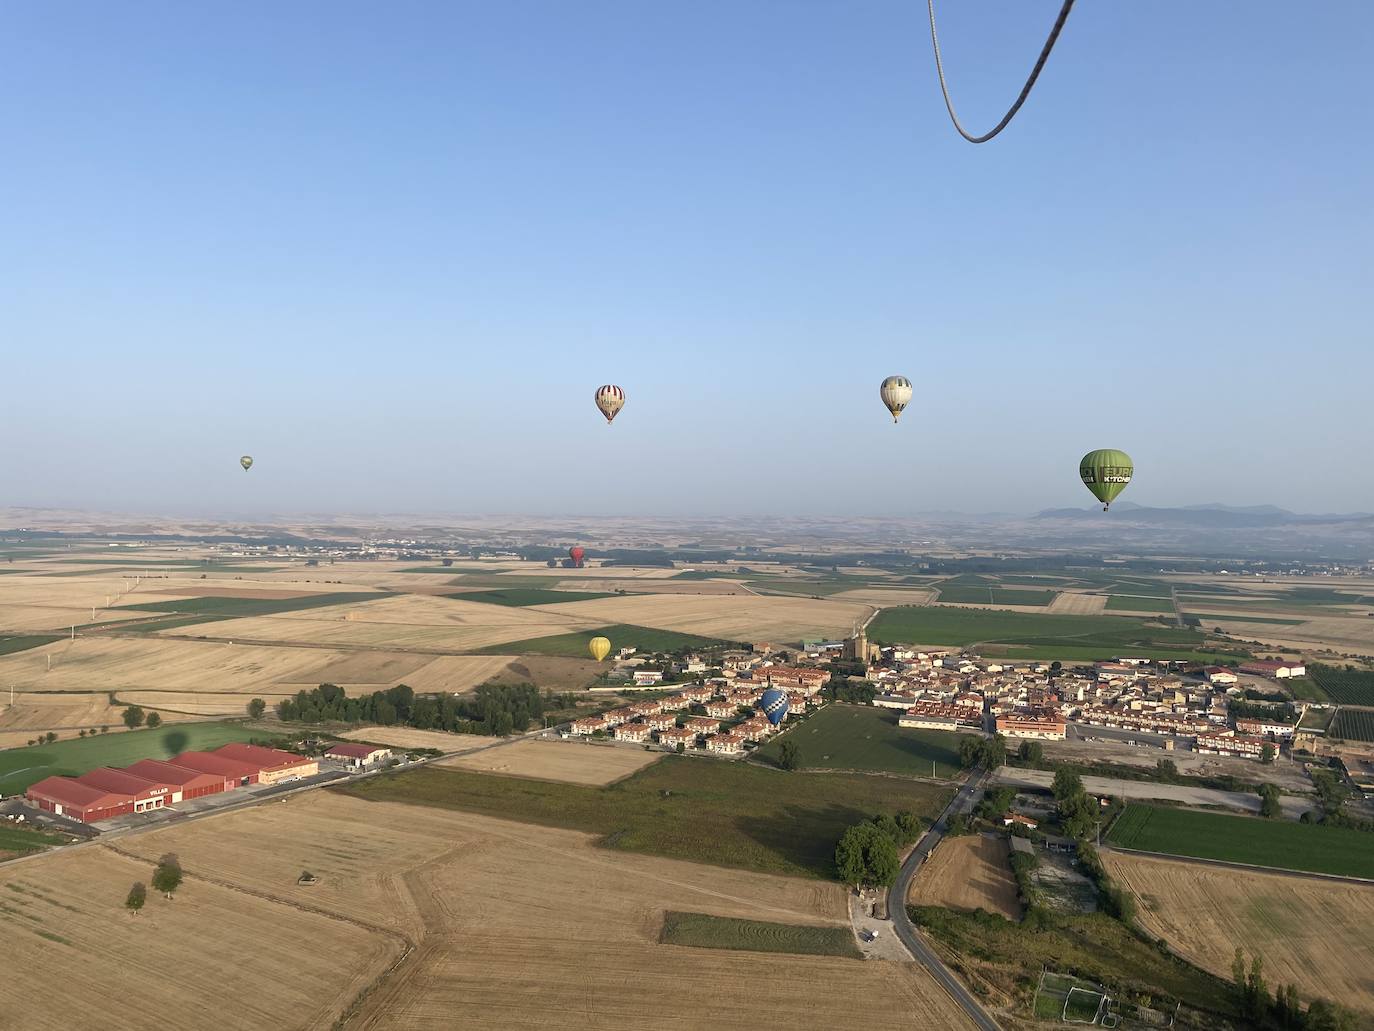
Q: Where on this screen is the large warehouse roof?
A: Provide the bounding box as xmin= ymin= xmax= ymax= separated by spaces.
xmin=171 ymin=750 xmax=261 ymax=780
xmin=27 ymin=775 xmax=130 ymax=809
xmin=215 ymin=742 xmax=312 ymax=770
xmin=125 ymin=758 xmax=223 ymax=787
xmin=78 ymin=767 xmax=170 ymax=798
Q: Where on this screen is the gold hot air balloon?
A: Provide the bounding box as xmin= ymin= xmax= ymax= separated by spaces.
xmin=595 ymin=385 xmax=625 ymax=425
xmin=588 ymin=636 xmax=612 ymax=661
xmin=879 ymin=376 xmax=913 ymax=423
xmin=240 ymin=455 xmax=254 ymax=472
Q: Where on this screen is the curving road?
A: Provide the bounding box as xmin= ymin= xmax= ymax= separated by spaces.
xmin=888 ymin=768 xmax=1002 ymax=1031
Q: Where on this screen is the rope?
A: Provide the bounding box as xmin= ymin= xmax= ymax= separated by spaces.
xmin=927 ymin=0 xmax=1076 ymax=144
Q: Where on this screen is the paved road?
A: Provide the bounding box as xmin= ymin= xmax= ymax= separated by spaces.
xmin=888 ymin=769 xmax=1002 ymax=1031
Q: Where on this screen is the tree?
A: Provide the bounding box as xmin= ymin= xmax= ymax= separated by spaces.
xmin=125 ymin=882 xmax=146 ymax=914
xmin=1018 ymin=740 xmax=1044 ymax=764
xmin=1155 ymin=758 xmax=1178 ymax=781
xmin=1261 ymin=742 xmax=1276 ymax=764
xmin=834 ymin=822 xmax=901 ymax=888
xmin=44 ymin=731 xmax=57 ymax=744
xmin=146 ymin=712 xmax=162 ymax=729
xmin=247 ymin=698 xmax=266 ymax=719
xmin=895 ymin=810 xmax=922 ymax=844
xmin=958 ymin=737 xmax=983 ymax=768
xmin=79 ymin=729 xmax=87 ymax=738
xmin=151 ymin=855 xmax=183 ymax=899
xmin=1051 ymin=768 xmax=1085 ymax=802
xmin=778 ymin=739 xmax=801 ymax=771
xmin=1258 ymin=783 xmax=1282 ymax=819
xmin=122 ymin=705 xmax=146 ymax=729
xmin=675 ymin=742 xmax=685 ymax=754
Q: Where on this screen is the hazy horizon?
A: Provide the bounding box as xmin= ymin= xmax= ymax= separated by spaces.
xmin=3 ymin=2 xmax=1370 ymax=517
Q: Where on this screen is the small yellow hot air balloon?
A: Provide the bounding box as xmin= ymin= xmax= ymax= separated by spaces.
xmin=588 ymin=636 xmax=612 ymax=661
xmin=240 ymin=455 xmax=254 ymax=472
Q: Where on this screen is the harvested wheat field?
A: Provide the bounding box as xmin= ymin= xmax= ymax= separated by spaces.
xmin=1106 ymin=852 xmax=1374 ymax=1014
xmin=191 ymin=593 xmax=594 ymax=652
xmin=63 ymin=791 xmax=975 ymax=1030
xmin=829 ymin=588 xmax=937 ymax=607
xmin=908 ymin=834 xmax=1020 ymax=921
xmin=1048 ymin=592 xmax=1108 ymax=615
xmin=0 ymin=843 xmax=401 ymax=1031
xmin=486 ymin=655 xmax=602 ymax=692
xmin=382 ymin=654 xmax=516 ymax=693
xmin=0 ymin=691 xmax=125 ymax=734
xmin=335 ymin=726 xmax=504 ymax=751
xmin=533 ymin=594 xmax=874 ymax=643
xmin=438 ymin=738 xmax=662 ymax=785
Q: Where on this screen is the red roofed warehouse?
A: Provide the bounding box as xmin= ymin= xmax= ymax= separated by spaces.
xmin=171 ymin=750 xmax=262 ymax=788
xmin=26 ymin=776 xmax=134 ymax=823
xmin=77 ymin=767 xmax=175 ymax=813
xmin=125 ymin=758 xmax=227 ymax=801
xmin=214 ymin=743 xmax=318 ymax=785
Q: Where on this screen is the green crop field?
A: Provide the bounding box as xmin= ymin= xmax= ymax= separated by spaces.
xmin=119 ymin=591 xmax=385 ymax=619
xmin=867 ymin=606 xmax=1244 ymax=663
xmin=1309 ymin=665 xmax=1374 ymax=706
xmin=474 ymin=623 xmax=736 ymax=657
xmin=745 ymin=577 xmax=866 ymax=598
xmin=448 ymin=588 xmax=616 ymax=607
xmin=1105 ymin=579 xmax=1175 ymax=598
xmin=1107 ymin=803 xmax=1374 ymax=879
xmin=754 ymin=704 xmax=971 ymax=778
xmin=1186 ymin=613 xmax=1304 ymax=626
xmin=936 ymin=585 xmax=1055 ymax=606
xmin=1105 ymin=595 xmax=1176 ymax=614
xmin=0 ymin=635 xmax=60 ymax=657
xmin=0 ymin=825 xmax=70 ymax=855
xmin=659 ymin=911 xmax=862 ymax=958
xmin=1330 ymin=708 xmax=1374 ymax=743
xmin=0 ymin=722 xmax=276 ymax=794
xmin=338 ymin=756 xmax=949 ymax=880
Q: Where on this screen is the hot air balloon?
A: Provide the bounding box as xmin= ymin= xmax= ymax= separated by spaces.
xmin=569 ymin=546 xmax=585 ymax=568
xmin=588 ymin=636 xmax=612 ymax=662
xmin=1079 ymin=449 xmax=1133 ymax=511
xmin=758 ymin=688 xmax=789 ymax=727
xmin=595 ymin=384 xmax=625 ymax=425
xmin=240 ymin=455 xmax=253 ymax=472
xmin=879 ymin=376 xmax=913 ymax=423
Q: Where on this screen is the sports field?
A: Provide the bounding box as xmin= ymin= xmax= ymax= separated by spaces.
xmin=339 ymin=755 xmax=950 ymax=880
xmin=1107 ymin=803 xmax=1374 ymax=879
xmin=0 ymin=721 xmax=272 ymax=793
xmin=659 ymin=911 xmax=862 ymax=958
xmin=1107 ymin=852 xmax=1374 ymax=1016
xmin=867 ymin=606 xmax=1243 ymax=662
xmin=754 ymin=703 xmax=970 ymax=778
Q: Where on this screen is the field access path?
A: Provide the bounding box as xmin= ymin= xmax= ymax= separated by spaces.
xmin=889 ymin=768 xmax=1001 ymax=1031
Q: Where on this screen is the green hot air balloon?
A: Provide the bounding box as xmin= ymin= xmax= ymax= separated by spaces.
xmin=1079 ymin=449 xmax=1132 ymax=511
xmin=240 ymin=455 xmax=254 ymax=472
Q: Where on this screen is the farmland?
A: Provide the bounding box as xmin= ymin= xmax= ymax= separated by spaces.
xmin=754 ymin=703 xmax=972 ymax=778
xmin=473 ymin=623 xmax=733 ymax=657
xmin=1107 ymin=803 xmax=1374 ymax=879
xmin=446 ymin=587 xmax=615 ymax=606
xmin=119 ymin=591 xmax=387 ymax=621
xmin=907 ymin=834 xmax=1020 ymax=920
xmin=866 ymin=606 xmax=1244 ymax=662
xmin=1310 ymin=664 xmax=1374 ymax=706
xmin=20 ymin=790 xmax=974 ymax=1031
xmin=1331 ymin=707 xmax=1374 ymax=743
xmin=936 ymin=585 xmax=1055 ymax=606
xmin=659 ymin=911 xmax=862 ymax=959
xmin=1106 ymin=851 xmax=1374 ymax=1016
xmin=0 ymin=635 xmax=61 ymax=657
xmin=1104 ymin=595 xmax=1176 ymax=614
xmin=437 ymin=738 xmax=662 ymax=785
xmin=0 ymin=721 xmax=272 ymax=793
xmin=0 ymin=824 xmax=69 ymax=857
xmin=339 ymin=755 xmax=950 ymax=880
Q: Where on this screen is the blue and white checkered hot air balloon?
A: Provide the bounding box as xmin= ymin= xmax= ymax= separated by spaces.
xmin=758 ymin=688 xmax=789 ymax=727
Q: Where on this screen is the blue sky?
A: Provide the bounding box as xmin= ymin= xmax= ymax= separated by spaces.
xmin=2 ymin=2 xmax=1370 ymax=517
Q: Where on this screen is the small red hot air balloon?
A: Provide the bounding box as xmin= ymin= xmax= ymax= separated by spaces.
xmin=569 ymin=546 xmax=585 ymax=568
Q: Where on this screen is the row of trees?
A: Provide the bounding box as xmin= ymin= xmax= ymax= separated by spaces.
xmin=1233 ymin=949 xmax=1356 ymax=1030
xmin=120 ymin=705 xmax=161 ymax=730
xmin=276 ymin=681 xmax=574 ymax=736
xmin=834 ymin=811 xmax=924 ymax=887
xmin=125 ymin=855 xmax=182 ymax=914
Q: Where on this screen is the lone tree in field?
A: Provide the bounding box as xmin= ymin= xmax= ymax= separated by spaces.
xmin=1258 ymin=783 xmax=1282 ymax=819
xmin=125 ymin=882 xmax=147 ymax=914
xmin=145 ymin=712 xmax=162 ymax=729
xmin=151 ymin=854 xmax=183 ymax=899
xmin=778 ymin=739 xmax=801 ymax=771
xmin=247 ymin=698 xmax=266 ymax=719
xmin=1260 ymin=742 xmax=1276 ymax=764
xmin=122 ymin=705 xmax=146 ymax=729
xmin=834 ymin=822 xmax=900 ymax=889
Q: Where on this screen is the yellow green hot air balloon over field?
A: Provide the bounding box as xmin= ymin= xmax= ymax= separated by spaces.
xmin=240 ymin=455 xmax=254 ymax=472
xmin=1079 ymin=449 xmax=1133 ymax=510
xmin=588 ymin=636 xmax=612 ymax=661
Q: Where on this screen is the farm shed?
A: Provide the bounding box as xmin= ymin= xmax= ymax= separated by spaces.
xmin=26 ymin=776 xmax=134 ymax=823
xmin=324 ymin=743 xmax=390 ymax=768
xmin=77 ymin=767 xmax=175 ymax=813
xmin=172 ymin=750 xmax=262 ymax=787
xmin=214 ymin=742 xmax=318 ymax=784
xmin=126 ymin=758 xmax=227 ymax=800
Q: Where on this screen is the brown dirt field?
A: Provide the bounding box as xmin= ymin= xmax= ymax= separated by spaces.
xmin=383 ymin=655 xmax=516 ymax=693
xmin=532 ymin=593 xmax=874 ymax=642
xmin=438 ymin=739 xmax=663 ymax=785
xmin=0 ymin=692 xmax=125 ymax=733
xmin=829 ymin=588 xmax=937 ymax=607
xmin=1048 ymin=592 xmax=1107 ymax=615
xmin=0 ymin=843 xmax=401 ymax=1031
xmin=486 ymin=655 xmax=601 ymax=692
xmin=1105 ymin=852 xmax=1374 ymax=1015
xmin=283 ymin=650 xmax=435 ymax=684
xmin=907 ymin=834 xmax=1020 ymax=921
xmin=335 ymin=727 xmax=505 ymax=751
xmin=96 ymin=791 xmax=973 ymax=1030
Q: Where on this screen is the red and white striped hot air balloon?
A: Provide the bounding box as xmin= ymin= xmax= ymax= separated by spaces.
xmin=595 ymin=384 xmax=625 ymax=425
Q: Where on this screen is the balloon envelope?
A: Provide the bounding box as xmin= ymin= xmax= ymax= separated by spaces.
xmin=1079 ymin=449 xmax=1133 ymax=509
xmin=569 ymin=546 xmax=585 ymax=568
xmin=879 ymin=376 xmax=913 ymax=423
xmin=239 ymin=455 xmax=253 ymax=471
xmin=588 ymin=636 xmax=612 ymax=662
xmin=759 ymin=688 xmax=789 ymax=726
xmin=595 ymin=385 xmax=625 ymax=424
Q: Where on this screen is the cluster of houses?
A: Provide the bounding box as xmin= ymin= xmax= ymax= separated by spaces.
xmin=568 ymin=664 xmax=827 ymax=755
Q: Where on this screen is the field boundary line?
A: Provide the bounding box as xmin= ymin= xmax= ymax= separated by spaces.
xmin=1102 ymin=844 xmax=1374 ymax=885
